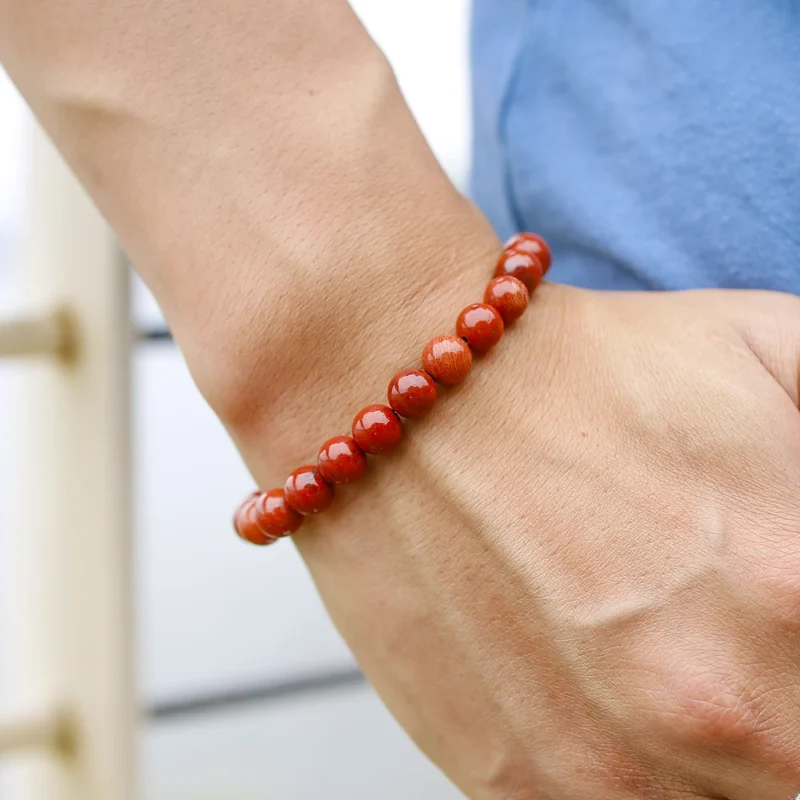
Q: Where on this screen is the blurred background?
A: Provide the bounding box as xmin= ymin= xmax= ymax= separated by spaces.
xmin=0 ymin=1 xmax=471 ymax=797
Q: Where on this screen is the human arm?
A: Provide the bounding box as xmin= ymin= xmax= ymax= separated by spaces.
xmin=2 ymin=2 xmax=800 ymax=798
xmin=0 ymin=0 xmax=499 ymax=443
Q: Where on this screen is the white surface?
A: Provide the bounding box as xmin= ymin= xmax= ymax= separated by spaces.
xmin=0 ymin=3 xmax=471 ymax=797
xmin=0 ymin=72 xmax=26 ymax=256
xmin=143 ymin=686 xmax=464 ymax=800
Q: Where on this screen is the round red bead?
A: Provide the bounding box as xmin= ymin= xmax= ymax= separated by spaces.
xmin=388 ymin=369 xmax=438 ymax=418
xmin=422 ymin=335 xmax=472 ymax=386
xmin=484 ymin=276 xmax=530 ymax=325
xmin=352 ymin=405 xmax=404 ymax=455
xmin=254 ymin=488 xmax=304 ymax=538
xmin=233 ymin=490 xmax=259 ymax=532
xmin=504 ymin=232 xmax=552 ymax=274
xmin=317 ymin=436 xmax=367 ymax=484
xmin=285 ymin=466 xmax=334 ymax=514
xmin=495 ymin=250 xmax=543 ymax=293
xmin=456 ymin=303 xmax=505 ymax=353
xmin=235 ymin=493 xmax=275 ymax=546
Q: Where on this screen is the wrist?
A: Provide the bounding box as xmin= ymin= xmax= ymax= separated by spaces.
xmin=204 ymin=201 xmax=502 ymax=484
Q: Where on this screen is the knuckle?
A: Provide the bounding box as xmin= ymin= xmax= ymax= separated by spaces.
xmin=655 ymin=665 xmax=800 ymax=785
xmin=657 ymin=669 xmax=766 ymax=753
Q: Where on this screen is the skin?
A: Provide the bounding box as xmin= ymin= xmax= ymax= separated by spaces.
xmin=1 ymin=1 xmax=799 ymax=797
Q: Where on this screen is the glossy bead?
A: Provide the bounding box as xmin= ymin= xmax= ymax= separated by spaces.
xmin=285 ymin=466 xmax=334 ymax=514
xmin=352 ymin=404 xmax=404 ymax=455
xmin=317 ymin=435 xmax=367 ymax=484
xmin=388 ymin=369 xmax=438 ymax=418
xmin=484 ymin=276 xmax=530 ymax=325
xmin=233 ymin=490 xmax=259 ymax=532
xmin=234 ymin=493 xmax=275 ymax=546
xmin=254 ymin=488 xmax=304 ymax=538
xmin=422 ymin=335 xmax=472 ymax=386
xmin=456 ymin=303 xmax=505 ymax=353
xmin=504 ymin=232 xmax=552 ymax=274
xmin=495 ymin=250 xmax=544 ymax=293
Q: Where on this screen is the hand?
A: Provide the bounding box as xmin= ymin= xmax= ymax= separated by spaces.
xmin=239 ymin=284 xmax=800 ymax=799
xmin=9 ymin=0 xmax=795 ymax=791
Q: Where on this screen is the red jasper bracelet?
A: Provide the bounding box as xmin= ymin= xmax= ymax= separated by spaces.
xmin=233 ymin=232 xmax=551 ymax=545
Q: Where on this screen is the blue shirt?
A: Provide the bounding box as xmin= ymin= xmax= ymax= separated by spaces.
xmin=470 ymin=0 xmax=800 ymax=291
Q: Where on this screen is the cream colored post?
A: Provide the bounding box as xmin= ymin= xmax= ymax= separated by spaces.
xmin=5 ymin=123 xmax=136 ymax=799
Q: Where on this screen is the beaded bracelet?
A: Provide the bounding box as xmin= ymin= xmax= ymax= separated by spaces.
xmin=232 ymin=232 xmax=551 ymax=546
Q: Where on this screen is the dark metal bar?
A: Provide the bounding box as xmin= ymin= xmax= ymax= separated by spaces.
xmin=146 ymin=666 xmax=366 ymax=722
xmin=137 ymin=325 xmax=173 ymax=343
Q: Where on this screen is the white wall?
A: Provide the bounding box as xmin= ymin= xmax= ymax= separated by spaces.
xmin=0 ymin=72 xmax=26 ymax=270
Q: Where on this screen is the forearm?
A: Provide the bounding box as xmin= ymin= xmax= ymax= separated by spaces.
xmin=0 ymin=0 xmax=499 ymax=477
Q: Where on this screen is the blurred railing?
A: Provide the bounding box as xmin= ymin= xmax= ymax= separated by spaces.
xmin=0 ymin=123 xmax=365 ymax=800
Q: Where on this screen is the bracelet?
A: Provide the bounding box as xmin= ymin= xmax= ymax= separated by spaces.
xmin=232 ymin=232 xmax=551 ymax=546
